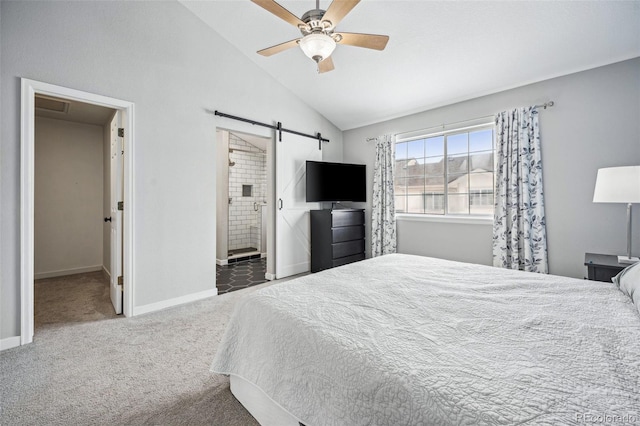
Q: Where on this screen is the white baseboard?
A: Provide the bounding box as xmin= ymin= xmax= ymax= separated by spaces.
xmin=265 ymin=272 xmax=276 ymax=281
xmin=103 ymin=265 xmax=111 ymax=279
xmin=35 ymin=265 xmax=103 ymax=280
xmin=0 ymin=336 xmax=21 ymax=351
xmin=133 ymin=287 xmax=219 ymax=316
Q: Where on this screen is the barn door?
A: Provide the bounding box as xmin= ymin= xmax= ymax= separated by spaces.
xmin=275 ymin=133 xmax=321 ymax=279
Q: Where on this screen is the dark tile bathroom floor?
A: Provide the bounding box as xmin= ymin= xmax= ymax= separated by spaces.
xmin=216 ymin=258 xmax=267 ymax=294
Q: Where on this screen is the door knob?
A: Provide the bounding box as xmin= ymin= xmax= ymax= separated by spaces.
xmin=104 ymin=217 xmax=112 ymax=222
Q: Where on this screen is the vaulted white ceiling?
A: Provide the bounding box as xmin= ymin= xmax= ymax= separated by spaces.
xmin=182 ymin=0 xmax=640 ymax=131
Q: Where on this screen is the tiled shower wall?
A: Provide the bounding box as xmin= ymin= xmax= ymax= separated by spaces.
xmin=228 ymin=134 xmax=266 ymax=252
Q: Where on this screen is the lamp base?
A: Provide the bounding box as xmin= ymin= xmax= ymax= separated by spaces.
xmin=617 ymin=255 xmax=640 ymax=264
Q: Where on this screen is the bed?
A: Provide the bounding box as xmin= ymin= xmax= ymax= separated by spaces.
xmin=211 ymin=254 xmax=640 ymax=425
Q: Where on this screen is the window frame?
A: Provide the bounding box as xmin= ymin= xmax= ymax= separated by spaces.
xmin=394 ymin=122 xmax=495 ymax=220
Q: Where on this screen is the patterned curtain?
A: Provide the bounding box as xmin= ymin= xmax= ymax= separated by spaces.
xmin=493 ymin=107 xmax=548 ymax=273
xmin=371 ymin=134 xmax=397 ymax=257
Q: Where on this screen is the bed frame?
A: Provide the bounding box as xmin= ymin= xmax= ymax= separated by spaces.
xmin=230 ymin=375 xmax=301 ymax=426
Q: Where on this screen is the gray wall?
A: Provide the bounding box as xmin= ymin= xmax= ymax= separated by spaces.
xmin=34 ymin=117 xmax=104 ymax=278
xmin=1 ymin=1 xmax=342 ymax=340
xmin=396 ymin=218 xmax=493 ymax=266
xmin=344 ymin=58 xmax=640 ymax=279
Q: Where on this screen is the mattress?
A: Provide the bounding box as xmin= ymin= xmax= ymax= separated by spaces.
xmin=212 ymin=254 xmax=640 ymax=425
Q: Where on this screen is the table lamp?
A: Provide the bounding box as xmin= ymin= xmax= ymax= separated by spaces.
xmin=593 ymin=165 xmax=640 ymax=263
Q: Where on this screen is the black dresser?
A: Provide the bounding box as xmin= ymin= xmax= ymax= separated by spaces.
xmin=310 ymin=209 xmax=365 ymax=273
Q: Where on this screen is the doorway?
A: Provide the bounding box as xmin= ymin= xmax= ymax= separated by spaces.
xmin=227 ymin=132 xmax=267 ymax=259
xmin=216 ymin=129 xmax=270 ymax=294
xmin=34 ymin=96 xmax=118 ymax=327
xmin=214 ymin=122 xmax=324 ymax=291
xmin=20 ymin=79 xmax=135 ymax=346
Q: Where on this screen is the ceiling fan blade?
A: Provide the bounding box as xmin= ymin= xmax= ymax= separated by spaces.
xmin=318 ymin=56 xmax=335 ymax=73
xmin=322 ymin=0 xmax=360 ymax=28
xmin=257 ymin=38 xmax=301 ymax=57
xmin=336 ymin=32 xmax=389 ymax=50
xmin=251 ymin=0 xmax=305 ymax=28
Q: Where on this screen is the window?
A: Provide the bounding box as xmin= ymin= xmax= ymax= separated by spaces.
xmin=394 ymin=125 xmax=495 ymax=216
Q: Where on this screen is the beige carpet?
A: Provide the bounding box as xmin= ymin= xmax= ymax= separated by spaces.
xmin=35 ymin=271 xmax=118 ymax=327
xmin=0 ymin=273 xmax=282 ymax=425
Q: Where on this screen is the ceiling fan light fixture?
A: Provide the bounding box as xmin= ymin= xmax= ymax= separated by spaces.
xmin=299 ymin=33 xmax=336 ymax=63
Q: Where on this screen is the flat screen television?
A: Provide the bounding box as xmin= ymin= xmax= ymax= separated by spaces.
xmin=306 ymin=161 xmax=366 ymax=202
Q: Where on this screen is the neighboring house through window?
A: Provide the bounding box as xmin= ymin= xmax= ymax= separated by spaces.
xmin=394 ymin=124 xmax=495 ymax=216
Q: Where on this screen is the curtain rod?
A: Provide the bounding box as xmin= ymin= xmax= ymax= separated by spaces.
xmin=213 ymin=110 xmax=329 ymax=147
xmin=366 ymin=101 xmax=555 ymax=142
xmin=534 ymin=101 xmax=555 ymax=109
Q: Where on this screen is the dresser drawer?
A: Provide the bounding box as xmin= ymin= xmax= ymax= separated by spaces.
xmin=332 ymin=239 xmax=365 ymax=259
xmin=332 ymin=210 xmax=364 ymax=227
xmin=332 ymin=225 xmax=364 ymax=243
xmin=311 ymin=208 xmax=366 ymax=273
xmin=593 ymin=267 xmax=623 ymax=283
xmin=584 ymin=253 xmax=626 ymax=282
xmin=332 ymin=253 xmax=365 ymax=268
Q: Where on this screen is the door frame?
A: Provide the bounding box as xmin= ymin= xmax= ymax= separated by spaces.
xmin=20 ymin=78 xmax=136 ymax=345
xmin=214 ymin=123 xmax=275 ymax=280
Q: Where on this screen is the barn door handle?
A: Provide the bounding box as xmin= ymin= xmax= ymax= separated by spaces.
xmin=104 ymin=217 xmax=112 ymax=222
xmin=278 ymin=199 xmax=283 ymax=210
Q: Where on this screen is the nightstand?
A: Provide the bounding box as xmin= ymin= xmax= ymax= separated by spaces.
xmin=584 ymin=253 xmax=627 ymax=282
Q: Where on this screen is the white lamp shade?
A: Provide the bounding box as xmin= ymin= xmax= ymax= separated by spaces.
xmin=299 ymin=33 xmax=336 ymax=62
xmin=593 ymin=166 xmax=640 ymax=203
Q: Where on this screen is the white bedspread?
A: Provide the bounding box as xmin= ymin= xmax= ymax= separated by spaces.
xmin=211 ymin=254 xmax=640 ymax=425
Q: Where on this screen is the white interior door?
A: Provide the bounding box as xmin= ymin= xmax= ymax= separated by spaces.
xmin=109 ymin=111 xmax=123 ymax=314
xmin=275 ymin=133 xmax=321 ymax=279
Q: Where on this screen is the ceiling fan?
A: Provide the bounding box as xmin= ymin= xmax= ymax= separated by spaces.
xmin=251 ymin=0 xmax=389 ymax=73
